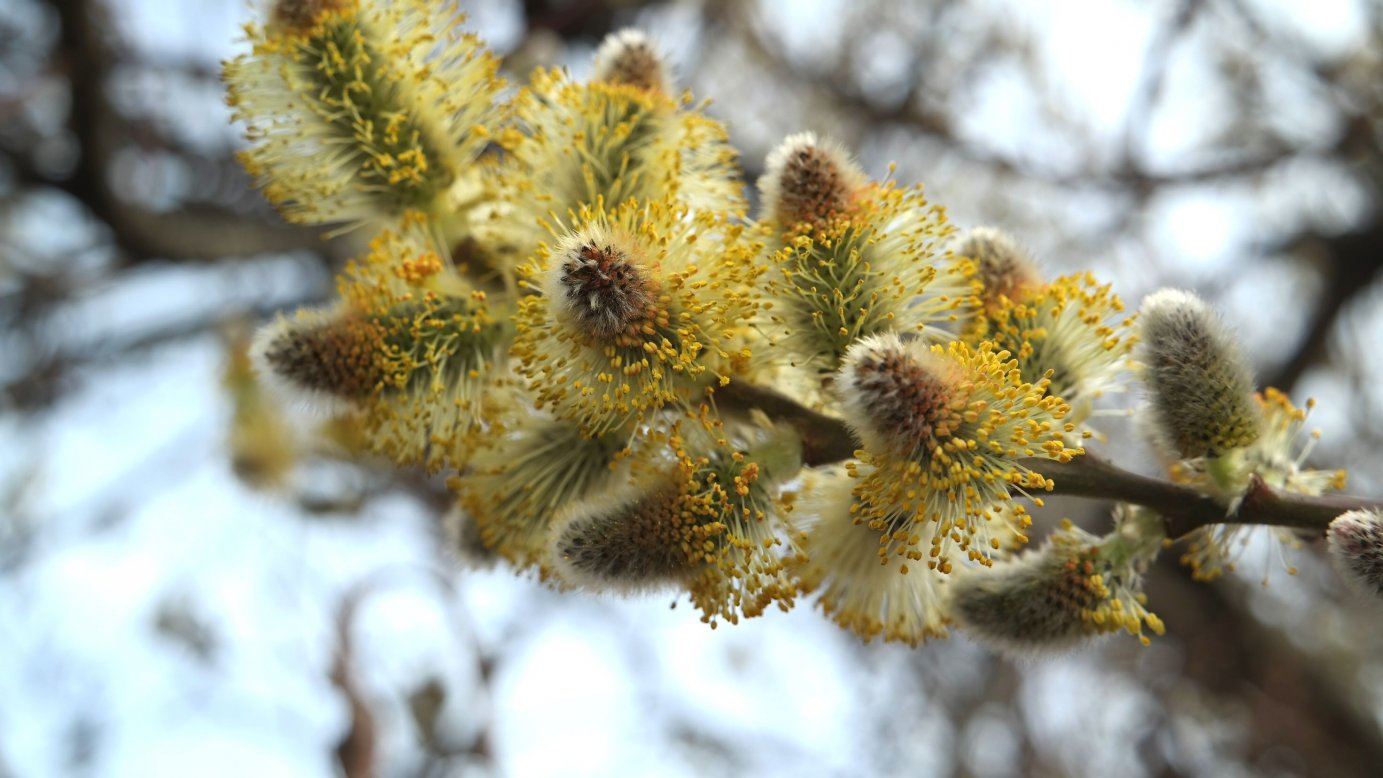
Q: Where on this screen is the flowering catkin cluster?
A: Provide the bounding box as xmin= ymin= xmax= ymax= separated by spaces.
xmin=224 ymin=0 xmax=1363 ymax=652
xmin=1135 ymin=290 xmax=1347 ymax=582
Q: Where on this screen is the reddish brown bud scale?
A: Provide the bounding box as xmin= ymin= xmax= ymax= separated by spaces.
xmin=844 ymin=339 xmax=961 ymax=457
xmin=953 ymin=226 xmax=1042 ymax=310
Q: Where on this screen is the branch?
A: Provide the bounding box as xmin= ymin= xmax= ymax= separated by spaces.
xmin=44 ymin=0 xmax=338 ymax=264
xmin=716 ymin=379 xmax=1383 ymax=537
xmin=713 ymin=380 xmax=856 ymax=467
xmin=1024 ymin=458 xmax=1381 ymax=538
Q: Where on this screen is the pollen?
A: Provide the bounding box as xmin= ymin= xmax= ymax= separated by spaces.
xmin=755 ymin=149 xmax=980 ymax=376
xmin=551 ymin=421 xmax=802 ymax=625
xmin=516 ymin=198 xmax=758 ymax=436
xmin=1176 ymin=387 xmax=1349 ymax=581
xmin=839 ymin=334 xmax=1082 ymax=567
xmin=473 ymin=60 xmax=744 ymax=279
xmin=951 ymin=510 xmax=1164 ymax=656
xmin=964 ymin=271 xmax=1134 ymax=427
xmin=223 ymin=0 xmax=504 ymax=228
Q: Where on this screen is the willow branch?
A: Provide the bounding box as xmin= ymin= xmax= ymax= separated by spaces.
xmin=716 ymin=379 xmax=1383 ymax=538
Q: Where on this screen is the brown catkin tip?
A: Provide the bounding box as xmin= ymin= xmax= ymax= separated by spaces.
xmin=952 ymin=515 xmax=1164 ymax=656
xmin=953 ymin=226 xmax=1042 ymax=307
xmin=838 ymin=333 xmax=962 ymax=458
xmin=253 ymin=312 xmax=385 ymax=403
xmin=1137 ymin=289 xmax=1260 ymax=459
xmin=758 ymin=132 xmax=867 ymax=228
xmin=951 ymin=549 xmax=1102 ymax=654
xmin=552 ymin=483 xmax=697 ymax=592
xmin=556 ymin=240 xmax=656 ymax=340
xmin=1328 ymin=509 xmax=1383 ymax=599
xmin=272 ymin=0 xmax=353 ymax=32
xmin=590 ymin=29 xmax=673 ymax=95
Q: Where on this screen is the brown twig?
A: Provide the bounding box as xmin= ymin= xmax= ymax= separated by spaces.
xmin=716 ymin=379 xmax=1383 ymax=537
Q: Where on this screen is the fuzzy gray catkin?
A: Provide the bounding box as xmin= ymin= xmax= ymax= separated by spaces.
xmin=1328 ymin=509 xmax=1383 ymax=599
xmin=953 ymin=226 xmax=1042 ymax=306
xmin=1137 ymin=289 xmax=1260 ymax=459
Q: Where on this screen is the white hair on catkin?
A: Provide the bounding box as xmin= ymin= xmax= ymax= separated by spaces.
xmin=590 ymin=28 xmax=674 ymax=95
xmin=248 ymin=306 xmax=366 ymax=417
xmin=1136 ymin=288 xmax=1260 ymax=460
xmin=1328 ymin=509 xmax=1383 ymax=600
xmin=952 ymin=225 xmax=1042 ymax=303
xmin=757 ymin=132 xmax=868 ymax=227
xmin=549 ymin=476 xmax=696 ymax=595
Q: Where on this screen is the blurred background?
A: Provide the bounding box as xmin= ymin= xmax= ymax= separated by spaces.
xmin=3 ymin=0 xmax=1383 ymax=775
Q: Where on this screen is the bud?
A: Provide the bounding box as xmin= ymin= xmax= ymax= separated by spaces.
xmin=757 ymin=132 xmax=867 ymax=229
xmin=550 ymin=422 xmax=801 ymax=625
xmin=1177 ymin=388 xmax=1347 ymax=581
xmin=1328 ymin=509 xmax=1383 ymax=599
xmin=515 ymin=198 xmax=756 ymax=437
xmin=838 ymin=333 xmax=964 ymax=460
xmin=459 ymin=416 xmax=629 ymax=572
xmin=552 ymin=480 xmax=699 ymax=593
xmin=953 ymin=226 xmax=1042 ymax=310
xmin=838 ymin=335 xmax=1082 ymax=566
xmin=591 ymin=29 xmax=673 ymax=95
xmin=270 ymin=0 xmax=352 ymax=33
xmin=1137 ymin=289 xmax=1260 ymax=461
xmin=548 ymin=228 xmax=658 ymax=341
xmin=951 ymin=514 xmax=1164 ymax=657
xmin=251 ymin=307 xmax=386 ymax=411
xmin=964 ymin=271 xmax=1134 ymax=424
xmin=479 ymin=59 xmax=744 ymax=275
xmin=757 ymin=149 xmax=978 ymax=374
xmin=253 ymin=223 xmax=507 ymax=472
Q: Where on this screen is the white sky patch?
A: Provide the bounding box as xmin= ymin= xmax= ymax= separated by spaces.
xmin=1141 ymin=28 xmax=1235 ymax=170
xmin=1021 ymin=0 xmax=1158 ymax=141
xmin=1021 ymin=658 xmax=1160 ymax=777
xmin=1146 ymin=187 xmax=1245 ymax=279
xmin=851 ymin=28 xmax=914 ymax=109
xmin=955 ymin=61 xmax=1067 ymax=168
xmin=1222 ymin=259 xmax=1319 ymax=368
xmin=753 ymin=0 xmax=849 ymax=74
xmin=115 ymin=0 xmax=243 ymax=65
xmin=493 ymin=617 xmax=637 ymax=777
xmin=1240 ymin=0 xmax=1369 ymax=56
xmin=22 ymin=339 xmax=222 ymax=518
xmin=1294 ymin=366 xmax=1356 ymax=456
